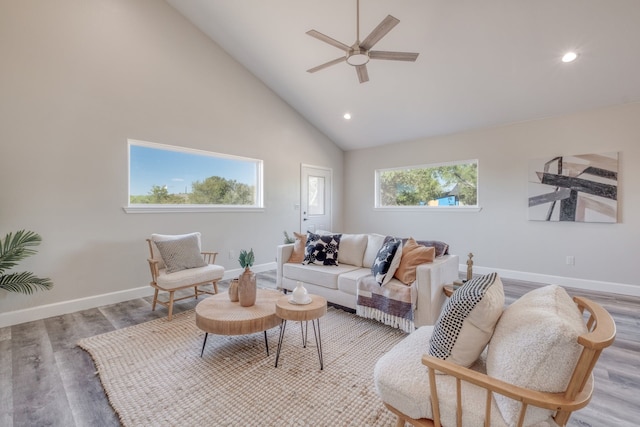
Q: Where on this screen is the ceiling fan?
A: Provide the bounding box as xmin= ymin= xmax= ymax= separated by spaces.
xmin=306 ymin=0 xmax=419 ymax=83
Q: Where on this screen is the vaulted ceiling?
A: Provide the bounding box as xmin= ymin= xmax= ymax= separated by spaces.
xmin=166 ymin=0 xmax=640 ymax=151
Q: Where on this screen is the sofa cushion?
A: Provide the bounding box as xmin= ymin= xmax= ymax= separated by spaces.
xmin=283 ymin=262 xmax=359 ymax=290
xmin=486 ymin=285 xmax=587 ymax=426
xmin=337 ymin=267 xmax=371 ymax=296
xmin=363 ymin=233 xmax=386 ymax=268
xmin=374 ymin=326 xmax=523 ymax=426
xmin=394 ymin=237 xmax=436 ymax=285
xmin=153 ymin=233 xmax=207 ymax=274
xmin=287 ymin=232 xmax=307 ymax=263
xmin=428 ymin=272 xmax=504 ymax=368
xmin=302 ymin=232 xmax=342 ymax=266
xmin=372 ymin=238 xmax=403 ymax=285
xmin=337 ymin=233 xmax=368 ymax=267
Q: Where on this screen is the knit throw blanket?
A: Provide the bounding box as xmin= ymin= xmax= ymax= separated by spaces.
xmin=356 ymin=275 xmax=416 ymax=333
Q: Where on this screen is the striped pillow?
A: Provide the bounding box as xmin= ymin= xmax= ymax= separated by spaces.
xmin=428 ymin=272 xmax=504 ymax=368
xmin=154 ymin=234 xmax=207 ymax=273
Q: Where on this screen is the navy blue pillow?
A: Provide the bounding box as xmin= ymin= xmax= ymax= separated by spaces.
xmin=302 ymin=232 xmax=342 ymax=266
xmin=371 ymin=238 xmax=402 ymax=285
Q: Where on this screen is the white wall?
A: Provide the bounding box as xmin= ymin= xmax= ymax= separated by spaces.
xmin=344 ymin=103 xmax=640 ymax=295
xmin=0 ymin=0 xmax=343 ymax=324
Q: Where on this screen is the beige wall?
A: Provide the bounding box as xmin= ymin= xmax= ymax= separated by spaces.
xmin=0 ymin=0 xmax=343 ymax=320
xmin=344 ymin=102 xmax=640 ymax=293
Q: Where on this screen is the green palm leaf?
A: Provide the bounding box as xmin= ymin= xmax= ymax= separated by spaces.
xmin=0 ymin=230 xmax=53 ymax=294
xmin=0 ymin=272 xmax=53 ymax=294
xmin=0 ymin=230 xmax=42 ymax=274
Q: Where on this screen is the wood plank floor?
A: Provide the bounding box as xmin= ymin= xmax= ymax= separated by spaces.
xmin=1 ymin=270 xmax=638 ymax=427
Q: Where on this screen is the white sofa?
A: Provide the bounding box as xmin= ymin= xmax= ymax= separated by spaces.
xmin=276 ymin=233 xmax=459 ymax=329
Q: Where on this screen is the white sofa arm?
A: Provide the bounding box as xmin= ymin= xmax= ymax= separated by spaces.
xmin=276 ymin=244 xmax=294 ymax=289
xmin=414 ymin=254 xmax=460 ymax=327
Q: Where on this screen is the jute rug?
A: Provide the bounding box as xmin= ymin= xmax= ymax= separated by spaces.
xmin=78 ymin=307 xmax=407 ymax=426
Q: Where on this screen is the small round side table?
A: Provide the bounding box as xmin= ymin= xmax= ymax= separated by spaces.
xmin=274 ymin=294 xmax=327 ymax=370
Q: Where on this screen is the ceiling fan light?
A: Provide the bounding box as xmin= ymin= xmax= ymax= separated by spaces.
xmin=346 ymin=52 xmax=369 ymax=66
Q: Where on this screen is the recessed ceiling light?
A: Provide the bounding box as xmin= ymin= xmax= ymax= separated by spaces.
xmin=343 ymin=113 xmax=352 ymax=120
xmin=562 ymin=51 xmax=578 ymax=63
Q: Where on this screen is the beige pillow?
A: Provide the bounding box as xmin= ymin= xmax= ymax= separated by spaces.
xmin=394 ymin=237 xmax=435 ymax=285
xmin=287 ymin=232 xmax=307 ymax=263
xmin=486 ymin=285 xmax=587 ymax=426
xmin=428 ymin=272 xmax=504 ymax=368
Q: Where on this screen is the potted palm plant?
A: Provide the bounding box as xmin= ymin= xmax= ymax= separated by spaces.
xmin=237 ymin=248 xmax=256 ymax=307
xmin=0 ymin=230 xmax=53 ymax=294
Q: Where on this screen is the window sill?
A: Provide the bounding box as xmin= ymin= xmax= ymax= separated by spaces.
xmin=123 ymin=205 xmax=265 ymax=214
xmin=373 ymin=206 xmax=482 ymax=213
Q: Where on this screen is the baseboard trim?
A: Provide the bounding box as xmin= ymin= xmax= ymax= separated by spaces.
xmin=463 ymin=265 xmax=640 ymax=297
xmin=0 ymin=262 xmax=277 ymax=328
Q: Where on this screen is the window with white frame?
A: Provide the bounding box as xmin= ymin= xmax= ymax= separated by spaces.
xmin=375 ymin=160 xmax=478 ymax=208
xmin=127 ymin=139 xmax=263 ymax=210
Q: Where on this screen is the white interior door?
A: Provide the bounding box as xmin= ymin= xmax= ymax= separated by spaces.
xmin=301 ymin=165 xmax=332 ymax=233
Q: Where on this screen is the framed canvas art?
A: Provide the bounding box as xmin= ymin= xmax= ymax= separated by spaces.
xmin=528 ymin=152 xmax=618 ymax=223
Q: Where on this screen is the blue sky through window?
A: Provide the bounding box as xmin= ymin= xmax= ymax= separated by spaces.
xmin=129 ymin=143 xmax=258 ymax=196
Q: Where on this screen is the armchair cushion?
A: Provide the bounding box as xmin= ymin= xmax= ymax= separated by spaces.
xmin=153 ymin=233 xmax=207 ymax=273
xmin=428 ymin=272 xmax=504 ymax=368
xmin=487 ymin=285 xmax=587 ymax=426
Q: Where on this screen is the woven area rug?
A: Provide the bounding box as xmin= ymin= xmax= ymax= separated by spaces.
xmin=78 ymin=307 xmax=407 ymax=426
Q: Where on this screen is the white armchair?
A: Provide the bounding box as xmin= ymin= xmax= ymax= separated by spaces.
xmin=147 ymin=232 xmax=224 ymax=320
xmin=374 ymin=283 xmax=616 ymax=427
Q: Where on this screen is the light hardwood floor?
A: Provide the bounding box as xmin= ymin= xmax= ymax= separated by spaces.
xmin=1 ymin=271 xmax=638 ymax=426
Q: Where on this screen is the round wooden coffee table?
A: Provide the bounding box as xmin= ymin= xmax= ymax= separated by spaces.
xmin=195 ymin=288 xmax=282 ymax=356
xmin=274 ymin=294 xmax=327 ymax=370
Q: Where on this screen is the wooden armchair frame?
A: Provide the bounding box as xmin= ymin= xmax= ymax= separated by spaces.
xmin=146 ymin=239 xmax=221 ymax=320
xmin=385 ymin=296 xmax=616 ymax=427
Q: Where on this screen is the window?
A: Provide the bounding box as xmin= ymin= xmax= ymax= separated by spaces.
xmin=126 ymin=139 xmax=263 ymax=212
xmin=375 ymin=160 xmax=478 ymax=208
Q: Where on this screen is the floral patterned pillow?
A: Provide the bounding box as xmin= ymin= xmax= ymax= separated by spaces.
xmin=302 ymin=232 xmax=342 ymax=266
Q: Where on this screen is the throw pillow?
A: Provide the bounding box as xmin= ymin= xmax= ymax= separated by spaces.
xmin=394 ymin=237 xmax=436 ymax=285
xmin=287 ymin=232 xmax=307 ymax=263
xmin=428 ymin=272 xmax=504 ymax=368
xmin=337 ymin=233 xmax=368 ymax=267
xmin=153 ymin=233 xmax=207 ymax=274
xmin=371 ymin=238 xmax=403 ymax=285
xmin=486 ymin=285 xmax=588 ymax=426
xmin=302 ymin=232 xmax=342 ymax=266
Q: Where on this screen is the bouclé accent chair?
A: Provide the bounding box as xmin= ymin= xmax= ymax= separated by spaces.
xmin=146 ymin=232 xmax=224 ymax=320
xmin=374 ymin=282 xmax=616 ymax=427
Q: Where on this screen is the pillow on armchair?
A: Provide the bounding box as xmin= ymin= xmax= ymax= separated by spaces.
xmin=428 ymin=272 xmax=504 ymax=368
xmin=486 ymin=285 xmax=588 ymax=426
xmin=153 ymin=233 xmax=207 ymax=273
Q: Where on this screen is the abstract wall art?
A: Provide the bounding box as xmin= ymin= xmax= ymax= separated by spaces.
xmin=528 ymin=152 xmax=618 ymax=223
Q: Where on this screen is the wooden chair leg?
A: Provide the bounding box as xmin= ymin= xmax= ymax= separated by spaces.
xmin=213 ymin=280 xmax=218 ymax=294
xmin=395 ymin=417 xmax=406 ymax=427
xmin=152 ymin=288 xmax=159 ymax=311
xmin=167 ymin=291 xmax=175 ymax=321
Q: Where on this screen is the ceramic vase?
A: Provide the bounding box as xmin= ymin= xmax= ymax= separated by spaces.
xmin=228 ymin=278 xmax=239 ymax=302
xmin=238 ymin=267 xmax=257 ymax=307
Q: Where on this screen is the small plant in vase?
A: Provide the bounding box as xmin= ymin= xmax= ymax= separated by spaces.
xmin=237 ymin=249 xmax=256 ymax=307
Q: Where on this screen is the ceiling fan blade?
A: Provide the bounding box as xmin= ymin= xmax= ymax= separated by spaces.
xmin=360 ymin=15 xmax=400 ymax=50
xmin=306 ymin=30 xmax=351 ymax=52
xmin=307 ymin=57 xmax=346 ymax=73
xmin=356 ymin=64 xmax=369 ymax=83
xmin=369 ymin=51 xmax=419 ymax=61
